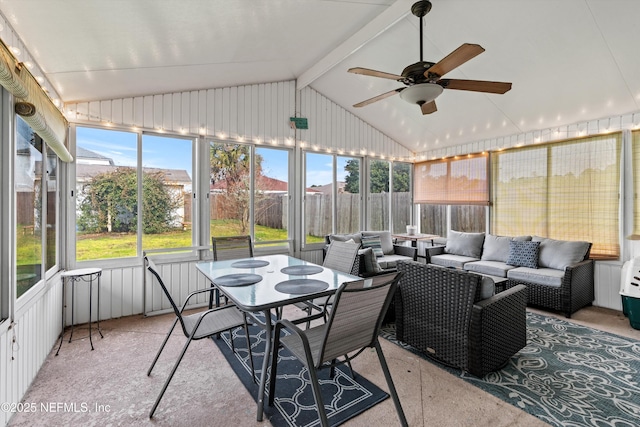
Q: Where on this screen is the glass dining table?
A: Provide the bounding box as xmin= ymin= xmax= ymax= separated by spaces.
xmin=195 ymin=254 xmax=360 ymax=422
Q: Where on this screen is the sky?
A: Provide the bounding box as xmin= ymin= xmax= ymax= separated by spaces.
xmin=76 ymin=126 xmax=357 ymax=187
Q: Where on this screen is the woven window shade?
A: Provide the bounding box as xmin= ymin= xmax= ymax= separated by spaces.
xmin=414 ymin=153 xmax=488 ymax=205
xmin=492 ymin=134 xmax=621 ymax=259
xmin=0 ymin=39 xmax=71 ymax=162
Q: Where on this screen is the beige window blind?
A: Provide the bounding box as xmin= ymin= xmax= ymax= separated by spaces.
xmin=631 ymin=130 xmax=640 ymax=236
xmin=414 ymin=153 xmax=489 ymax=205
xmin=492 ymin=134 xmax=621 ymax=259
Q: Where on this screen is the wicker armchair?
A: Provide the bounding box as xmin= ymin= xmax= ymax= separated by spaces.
xmin=395 ymin=261 xmax=527 ymax=377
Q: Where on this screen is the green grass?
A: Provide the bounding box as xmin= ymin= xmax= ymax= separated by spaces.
xmin=74 ymin=219 xmax=325 ymax=261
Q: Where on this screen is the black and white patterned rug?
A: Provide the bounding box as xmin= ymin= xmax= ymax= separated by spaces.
xmin=381 ymin=311 xmax=640 ymax=427
xmin=213 ymin=322 xmax=388 ymax=427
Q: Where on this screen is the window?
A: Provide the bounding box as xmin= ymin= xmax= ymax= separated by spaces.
xmin=492 ymin=134 xmax=621 ymax=259
xmin=368 ymin=159 xmax=390 ymax=230
xmin=414 ymin=153 xmax=488 ymax=236
xmin=254 ymin=147 xmax=289 ymax=243
xmin=304 ymin=153 xmax=361 ymax=244
xmin=76 ymin=127 xmax=138 ymax=260
xmin=210 ymin=142 xmax=291 ymax=245
xmin=392 ymin=162 xmax=412 ymax=233
xmin=141 ymin=134 xmax=193 ymax=251
xmin=15 ymin=117 xmax=58 ymax=298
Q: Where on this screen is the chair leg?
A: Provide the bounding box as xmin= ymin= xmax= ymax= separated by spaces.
xmin=374 ymin=340 xmax=408 ymax=427
xmin=306 ymin=361 xmax=329 ymax=427
xmin=149 ymin=334 xmax=195 ymax=418
xmin=242 ymin=315 xmax=256 ymax=384
xmin=147 ymin=317 xmax=179 ymax=376
xmin=268 ymin=330 xmax=282 ymax=406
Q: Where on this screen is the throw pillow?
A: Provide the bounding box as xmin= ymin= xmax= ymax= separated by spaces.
xmin=361 ymin=235 xmax=384 ymax=257
xmin=359 ymin=247 xmax=382 ymax=273
xmin=532 ymin=236 xmax=591 ymax=270
xmin=506 ymin=240 xmax=540 ymax=269
xmin=445 ymin=230 xmax=485 ymax=258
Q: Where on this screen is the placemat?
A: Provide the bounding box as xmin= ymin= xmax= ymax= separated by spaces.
xmin=280 ymin=265 xmax=324 ymax=275
xmin=275 ymin=279 xmax=329 ymax=294
xmin=231 ymin=259 xmax=270 ymax=268
xmin=214 ymin=273 xmax=263 ymax=287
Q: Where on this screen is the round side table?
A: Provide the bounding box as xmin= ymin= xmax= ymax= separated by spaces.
xmin=56 ymin=267 xmax=104 ymax=355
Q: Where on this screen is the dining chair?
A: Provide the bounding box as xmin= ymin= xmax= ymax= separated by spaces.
xmin=145 ymin=256 xmax=255 ymax=418
xmin=295 ymin=240 xmax=360 ymax=322
xmin=210 ymin=235 xmax=254 ymax=307
xmin=269 ymin=272 xmax=408 ymax=427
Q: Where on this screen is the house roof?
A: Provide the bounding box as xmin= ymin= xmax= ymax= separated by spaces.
xmin=210 ymin=175 xmax=320 ymax=193
xmin=2 ymin=1 xmax=640 ymax=153
xmin=76 ymin=164 xmax=191 ymax=186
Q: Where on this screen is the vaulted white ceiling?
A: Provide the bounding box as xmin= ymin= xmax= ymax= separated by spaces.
xmin=1 ymin=0 xmax=639 ymax=153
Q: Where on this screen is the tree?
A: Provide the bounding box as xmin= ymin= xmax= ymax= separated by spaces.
xmin=343 ymin=160 xmax=410 ymax=193
xmin=210 ymin=143 xmax=263 ymax=233
xmin=77 ymin=168 xmax=180 ymax=234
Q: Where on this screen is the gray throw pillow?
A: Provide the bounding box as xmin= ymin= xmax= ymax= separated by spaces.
xmin=506 ymin=240 xmax=540 ymax=269
xmin=359 ymin=247 xmax=382 ymax=273
xmin=532 ymin=237 xmax=590 ymax=270
xmin=481 ymin=234 xmax=533 ymax=262
xmin=362 ymin=231 xmax=394 ymax=255
xmin=329 ymin=233 xmax=362 ymax=244
xmin=361 ymin=235 xmax=384 ymax=257
xmin=445 ymin=230 xmax=485 ymax=258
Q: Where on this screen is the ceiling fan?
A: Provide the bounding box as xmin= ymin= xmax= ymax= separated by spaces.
xmin=348 ymin=0 xmax=512 ymax=115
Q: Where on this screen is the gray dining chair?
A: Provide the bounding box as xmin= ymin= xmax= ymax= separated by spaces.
xmin=210 ymin=235 xmax=254 ymax=307
xmin=268 ymin=272 xmax=408 ymax=427
xmin=295 ymin=240 xmax=360 ymax=322
xmin=145 ymin=256 xmax=255 ymax=418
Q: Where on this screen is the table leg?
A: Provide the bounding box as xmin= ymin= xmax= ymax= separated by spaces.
xmin=69 ymin=280 xmax=75 ymax=343
xmin=55 ymin=277 xmax=66 ymax=356
xmin=97 ymin=273 xmax=103 ymax=338
xmin=89 ymin=275 xmax=94 ymax=350
xmin=256 ymin=308 xmax=273 ymax=422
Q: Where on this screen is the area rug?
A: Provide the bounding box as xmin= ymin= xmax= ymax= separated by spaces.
xmin=213 ymin=323 xmax=389 ymax=427
xmin=381 ymin=311 xmax=640 ymax=427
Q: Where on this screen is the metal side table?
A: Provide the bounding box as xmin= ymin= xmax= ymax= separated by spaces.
xmin=56 ymin=267 xmax=104 ymax=355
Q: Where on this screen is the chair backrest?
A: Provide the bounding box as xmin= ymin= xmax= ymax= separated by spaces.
xmin=318 ymin=272 xmax=402 ymax=364
xmin=322 ymin=241 xmax=360 ymax=274
xmin=212 ymin=235 xmax=254 ymax=261
xmin=144 ymin=256 xmax=188 ymax=335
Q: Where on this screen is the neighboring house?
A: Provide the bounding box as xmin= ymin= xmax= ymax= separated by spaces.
xmin=309 ymin=181 xmax=345 ymax=195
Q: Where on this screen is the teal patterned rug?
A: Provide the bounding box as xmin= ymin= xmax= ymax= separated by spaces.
xmin=381 ymin=312 xmax=640 ymax=426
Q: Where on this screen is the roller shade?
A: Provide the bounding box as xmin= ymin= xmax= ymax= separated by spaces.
xmin=0 ymin=39 xmax=71 ymax=162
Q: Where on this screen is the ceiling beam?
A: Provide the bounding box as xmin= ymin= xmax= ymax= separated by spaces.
xmin=296 ymin=0 xmax=414 ymax=90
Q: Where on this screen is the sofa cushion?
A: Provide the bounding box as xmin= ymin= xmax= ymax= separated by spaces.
xmin=479 ymin=276 xmax=496 ymax=300
xmin=361 ymin=235 xmax=384 ymax=257
xmin=362 ymin=231 xmax=394 ymax=255
xmin=507 ymin=267 xmax=565 ymax=287
xmin=481 ymin=234 xmax=532 ymax=262
xmin=430 ymin=254 xmax=478 ymax=270
xmin=532 ymin=237 xmax=591 ymax=270
xmin=464 ymin=260 xmax=516 ymax=278
xmin=445 ymin=230 xmax=485 ymax=258
xmin=359 ymin=247 xmax=382 ymax=273
xmin=329 ymin=233 xmax=362 ymax=244
xmin=507 ymin=240 xmax=540 ymax=269
xmin=377 ymin=253 xmax=413 ymax=270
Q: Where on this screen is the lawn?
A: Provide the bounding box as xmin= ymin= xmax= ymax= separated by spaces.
xmin=71 ymin=220 xmax=325 ymax=261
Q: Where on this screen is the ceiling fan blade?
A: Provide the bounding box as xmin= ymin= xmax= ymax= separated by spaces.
xmin=440 ymin=79 xmax=512 ymax=94
xmin=421 ymin=100 xmax=437 ymax=115
xmin=348 ymin=67 xmax=403 ymax=81
xmin=425 ymin=43 xmax=485 ymax=78
xmin=353 ymin=88 xmax=404 ymax=107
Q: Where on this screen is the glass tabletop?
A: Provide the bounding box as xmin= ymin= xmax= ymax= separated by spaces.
xmin=196 ymin=254 xmax=360 ymax=312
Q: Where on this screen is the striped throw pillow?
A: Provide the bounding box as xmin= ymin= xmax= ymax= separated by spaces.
xmin=361 ymin=235 xmax=384 ymax=257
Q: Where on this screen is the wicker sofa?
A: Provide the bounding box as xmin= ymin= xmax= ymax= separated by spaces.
xmin=425 ymin=231 xmax=594 ymax=318
xmin=395 ymin=261 xmax=527 ymax=377
xmin=325 ymin=231 xmax=417 ymax=276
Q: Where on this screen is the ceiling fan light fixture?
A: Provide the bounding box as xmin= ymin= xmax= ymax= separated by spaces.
xmin=399 ymin=83 xmax=443 ymax=105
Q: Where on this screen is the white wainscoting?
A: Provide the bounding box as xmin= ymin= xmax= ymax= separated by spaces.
xmin=594 ymin=261 xmax=623 ymax=311
xmin=1 ymin=276 xmax=62 ymax=427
